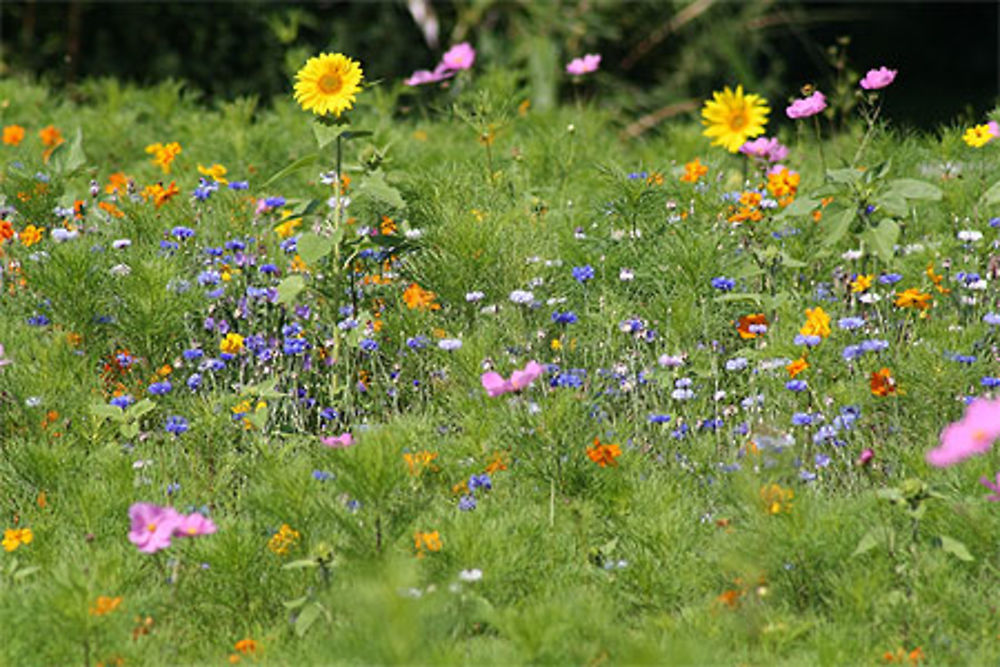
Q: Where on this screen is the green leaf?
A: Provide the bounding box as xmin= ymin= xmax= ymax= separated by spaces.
xmin=981 ymin=179 xmax=1000 ymax=205
xmin=276 ymin=275 xmax=305 ymax=305
xmin=129 ymin=399 xmax=156 ymax=419
xmin=357 ymin=171 xmax=405 ymax=210
xmin=246 ymin=404 xmax=269 ymax=430
xmin=13 ymin=565 xmax=40 ymax=580
xmin=294 ymin=602 xmax=324 ymax=637
xmin=713 ymin=292 xmax=763 ymax=305
xmin=888 ymin=178 xmax=942 ymax=201
xmin=91 ymin=404 xmax=125 ymax=421
xmin=874 ymin=192 xmax=908 ymax=218
xmin=852 ymin=528 xmax=884 ymax=557
xmin=282 ymin=559 xmax=319 ymax=570
xmin=779 ymin=251 xmax=806 ymax=268
xmin=282 ymin=595 xmax=309 ymax=609
xmin=54 ymin=128 xmax=87 ymax=175
xmin=939 ymin=535 xmax=974 ymax=562
xmin=313 ymin=123 xmax=350 ymax=149
xmin=822 ymin=209 xmax=854 ymax=247
xmin=860 ymin=219 xmax=899 ymax=265
xmin=261 ymin=153 xmax=319 ymax=189
xmin=776 ymin=195 xmax=818 ymax=218
xmin=296 ymin=232 xmax=334 ymax=265
xmin=826 ymin=168 xmax=861 ymax=185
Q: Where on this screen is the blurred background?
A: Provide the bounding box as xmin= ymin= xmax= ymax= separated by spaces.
xmin=1 ymin=0 xmax=997 ymax=130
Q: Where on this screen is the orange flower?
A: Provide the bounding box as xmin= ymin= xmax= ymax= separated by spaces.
xmin=234 ymin=639 xmax=258 ymax=655
xmin=925 ymin=263 xmax=950 ymax=294
xmin=403 ymin=450 xmax=438 ymax=475
xmin=716 ymin=589 xmax=742 ymax=608
xmin=19 ymin=224 xmax=44 ymax=247
xmin=737 ymin=313 xmax=768 ymax=339
xmin=786 ymin=357 xmax=809 ymax=378
xmin=380 ymin=216 xmax=397 ymax=235
xmin=767 ymin=167 xmax=799 ymax=206
xmin=414 ymin=530 xmax=442 ymax=557
xmin=484 ymin=452 xmax=508 ymax=474
xmin=760 ymin=484 xmax=793 ymax=514
xmin=90 ymin=596 xmax=123 ymax=616
xmin=0 ymin=220 xmax=14 ymax=242
xmin=680 ymin=158 xmax=708 ymax=183
xmin=402 ymin=282 xmax=440 ymax=311
xmin=586 ymin=438 xmax=622 ymax=467
xmin=870 ymin=368 xmax=897 ymax=397
xmin=894 ymin=288 xmax=932 ymax=310
xmin=3 ymin=125 xmax=25 ymax=146
xmin=98 ymin=201 xmax=125 ymax=218
xmin=105 ymin=172 xmax=130 ymax=195
xmin=145 ymin=142 xmax=182 ymax=174
xmin=142 ymin=182 xmax=180 ymax=208
xmin=39 ymin=125 xmax=64 ymax=148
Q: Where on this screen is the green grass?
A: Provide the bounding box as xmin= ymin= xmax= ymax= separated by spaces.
xmin=1 ymin=71 xmax=1000 ymax=665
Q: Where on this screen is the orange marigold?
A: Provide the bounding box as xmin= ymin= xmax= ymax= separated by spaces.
xmin=402 ymin=282 xmax=440 ymax=311
xmin=737 ymin=313 xmax=768 ymax=339
xmin=870 ymin=367 xmax=897 ymax=397
xmin=3 ymin=125 xmax=25 ymax=146
xmin=894 ymin=288 xmax=932 ymax=310
xmin=680 ymin=158 xmax=708 ymax=183
xmin=586 ymin=438 xmax=622 ymax=467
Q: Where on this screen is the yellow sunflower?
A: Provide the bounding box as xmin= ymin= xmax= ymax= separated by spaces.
xmin=701 ymin=85 xmax=770 ymax=153
xmin=293 ymin=53 xmax=364 ymax=117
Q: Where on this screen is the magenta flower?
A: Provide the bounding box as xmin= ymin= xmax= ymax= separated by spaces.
xmin=990 ymin=121 xmax=1000 ymax=138
xmin=129 ymin=503 xmax=182 ymax=554
xmin=566 ymin=54 xmax=601 ymax=76
xmin=926 ymin=397 xmax=1000 ymax=467
xmin=321 ymin=432 xmax=355 ymax=448
xmin=785 ymin=91 xmax=827 ymax=119
xmin=405 ymin=63 xmax=456 ymax=87
xmin=980 ymin=473 xmax=1000 ymax=502
xmin=739 ymin=136 xmax=789 ymax=163
xmin=441 ymin=42 xmax=475 ymax=72
xmin=859 ymin=66 xmax=897 ymax=90
xmin=174 ymin=512 xmax=218 ymax=538
xmin=481 ymin=360 xmax=544 ymax=397
xmin=857 ymin=448 xmax=874 ymax=467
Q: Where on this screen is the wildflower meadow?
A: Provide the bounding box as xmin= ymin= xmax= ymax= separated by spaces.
xmin=4 ymin=25 xmax=1000 ymax=666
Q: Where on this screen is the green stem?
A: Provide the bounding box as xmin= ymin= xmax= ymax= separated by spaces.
xmin=812 ymin=115 xmax=827 ymax=174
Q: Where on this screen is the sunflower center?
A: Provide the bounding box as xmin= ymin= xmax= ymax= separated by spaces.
xmin=318 ymin=72 xmax=343 ymax=95
xmin=728 ymin=109 xmax=748 ymax=130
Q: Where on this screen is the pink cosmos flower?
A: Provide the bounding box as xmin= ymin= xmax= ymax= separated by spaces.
xmin=481 ymin=361 xmax=544 ymax=397
xmin=857 ymin=448 xmax=874 ymax=467
xmin=785 ymin=91 xmax=827 ymax=119
xmin=739 ymin=136 xmax=789 ymax=163
xmin=566 ymin=54 xmax=601 ymax=76
xmin=0 ymin=344 xmax=11 ymax=368
xmin=321 ymin=432 xmax=355 ymax=448
xmin=441 ymin=42 xmax=475 ymax=72
xmin=926 ymin=397 xmax=1000 ymax=467
xmin=989 ymin=121 xmax=1000 ymax=138
xmin=859 ymin=66 xmax=897 ymax=90
xmin=980 ymin=472 xmax=1000 ymax=502
xmin=129 ymin=503 xmax=182 ymax=554
xmin=404 ymin=63 xmax=456 ymax=87
xmin=174 ymin=512 xmax=218 ymax=538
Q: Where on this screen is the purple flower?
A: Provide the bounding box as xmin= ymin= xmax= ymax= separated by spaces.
xmin=128 ymin=503 xmax=182 ymax=554
xmin=786 ymin=91 xmax=827 ymax=119
xmin=566 ymin=54 xmax=601 ymax=76
xmin=739 ymin=137 xmax=789 ymax=163
xmin=459 ymin=494 xmax=477 ymax=511
xmin=572 ymin=265 xmax=595 ymax=283
xmin=859 ymin=66 xmax=897 ymax=90
xmin=785 ymin=380 xmax=808 ymax=392
xmin=165 ymin=415 xmax=189 ymax=435
xmin=980 ymin=472 xmax=1000 ymax=501
xmin=441 ymin=42 xmax=476 ymax=71
xmin=148 ymin=381 xmax=173 ymax=396
xmin=404 ymin=63 xmax=456 ymax=87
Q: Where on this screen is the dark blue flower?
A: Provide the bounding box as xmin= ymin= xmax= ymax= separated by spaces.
xmin=165 ymin=415 xmax=189 ymax=435
xmin=148 ymin=381 xmax=173 ymax=395
xmin=572 ymin=265 xmax=595 ymax=283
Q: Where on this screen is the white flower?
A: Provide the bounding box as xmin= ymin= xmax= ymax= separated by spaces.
xmin=658 ymin=354 xmax=685 ymax=368
xmin=459 ymin=568 xmax=483 ymax=582
xmin=546 ymin=297 xmax=567 ymax=306
xmin=671 ymin=388 xmax=694 ymax=401
xmin=957 ymin=230 xmax=983 ymax=242
xmin=480 ymin=304 xmax=498 ymax=315
xmin=110 ymin=263 xmax=132 ymax=277
xmin=25 ymin=396 xmax=41 ymax=407
xmin=859 ymin=292 xmax=881 ymax=304
xmin=112 ymin=238 xmax=132 ymax=250
xmin=619 ymin=268 xmax=635 ymax=281
xmin=509 ymin=290 xmax=534 ymax=304
xmin=438 ymin=338 xmax=463 ymax=351
xmin=465 ymin=291 xmax=485 ymax=302
xmin=51 ymin=228 xmax=79 ymax=243
xmin=968 ymin=279 xmax=988 ymax=291
xmin=404 ymin=228 xmax=424 ymax=240
xmin=842 ymin=248 xmax=863 ymax=260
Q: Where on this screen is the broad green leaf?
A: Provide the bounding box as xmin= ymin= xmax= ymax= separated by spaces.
xmin=713 ymin=292 xmax=763 ymax=305
xmin=939 ymin=535 xmax=974 ymax=562
xmin=779 ymin=251 xmax=806 ymax=268
xmin=852 ymin=529 xmax=883 ymax=557
xmin=777 ymin=196 xmax=818 ymax=218
xmin=282 ymin=595 xmax=309 ymax=609
xmin=826 ymin=168 xmax=861 ymax=185
xmin=261 ymin=153 xmax=319 ymax=189
xmin=296 ymin=232 xmax=334 ymax=265
xmin=129 ymin=399 xmax=156 ymax=419
xmin=91 ymin=404 xmax=125 ymax=421
xmin=276 ymin=275 xmax=305 ymax=305
xmin=357 ymin=171 xmax=405 ymax=209
xmin=981 ymin=179 xmax=1000 ymax=205
xmin=289 ymin=198 xmax=323 ymax=218
xmin=13 ymin=565 xmax=40 ymax=580
xmin=54 ymin=128 xmax=87 ymax=175
xmin=860 ymin=219 xmax=899 ymax=265
xmin=822 ymin=209 xmax=854 ymax=247
xmin=888 ymin=178 xmax=942 ymax=201
xmin=246 ymin=404 xmax=269 ymax=430
xmin=282 ymin=560 xmax=319 ymax=570
xmin=874 ymin=192 xmax=908 ymax=218
xmin=294 ymin=602 xmax=324 ymax=637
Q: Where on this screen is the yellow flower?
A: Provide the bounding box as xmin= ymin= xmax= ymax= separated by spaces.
xmin=760 ymin=484 xmax=793 ymax=515
xmin=403 ymin=450 xmax=438 ymax=475
xmin=766 ymin=167 xmax=800 ymax=206
xmin=145 ymin=142 xmax=182 ymax=174
xmin=963 ymin=123 xmax=996 ymax=148
xmin=799 ymin=306 xmax=831 ymax=338
xmin=89 ymin=596 xmax=123 ymax=616
xmin=293 ymin=53 xmax=364 ymax=117
xmin=220 ymin=333 xmax=244 ymax=355
xmin=197 ymin=163 xmax=228 ymax=184
xmin=850 ymin=273 xmax=874 ymax=293
xmin=413 ymin=530 xmax=442 ymax=557
xmin=895 ymin=288 xmax=932 ymax=310
xmin=19 ymin=224 xmax=44 ymax=247
xmin=3 ymin=527 xmax=33 ymax=552
xmin=701 ymin=85 xmax=770 ymax=153
xmin=274 ymin=217 xmax=301 ymax=239
xmin=267 ymin=524 xmax=300 ymax=555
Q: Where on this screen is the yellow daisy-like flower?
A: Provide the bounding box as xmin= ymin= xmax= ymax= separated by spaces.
xmin=701 ymin=85 xmax=770 ymax=153
xmin=963 ymin=123 xmax=996 ymax=148
xmin=293 ymin=53 xmax=364 ymax=118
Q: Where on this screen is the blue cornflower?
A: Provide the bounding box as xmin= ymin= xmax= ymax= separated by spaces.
xmin=814 ymin=453 xmax=831 ymax=468
xmin=160 ymin=240 xmax=179 ymax=252
xmin=984 ymin=313 xmax=1000 ymax=326
xmin=572 ymin=265 xmax=595 ymax=283
xmin=359 ymin=338 xmax=379 ymax=352
xmin=791 ymin=412 xmax=814 ymax=426
xmin=312 ymin=470 xmax=333 ymax=481
xmin=183 ymin=348 xmax=204 ymax=361
xmin=700 ymin=418 xmax=724 ymax=430
xmin=280 ymin=236 xmax=298 ymax=253
xmin=878 ymin=273 xmax=902 ymax=285
xmin=950 ymin=353 xmax=977 ymax=364
xmin=224 ymin=239 xmax=246 ymax=251
xmin=259 ymin=263 xmax=279 ymax=275
xmin=27 ymin=314 xmax=50 ymax=326
xmin=197 ymin=270 xmax=221 ymax=286
xmin=228 ymin=181 xmax=249 ymax=190
xmin=171 ymin=226 xmax=195 ymax=240
xmin=468 ymin=474 xmax=492 ymax=493
xmin=148 ymin=381 xmax=173 ymax=395
xmin=459 ymin=495 xmax=477 ymax=511
xmin=648 ymin=414 xmax=671 ymax=424
xmin=200 ymin=358 xmax=225 ymax=372
xmin=283 ymin=337 xmax=310 ymax=355
xmin=671 ymin=423 xmax=690 ymax=439
xmin=110 ymin=395 xmax=134 ymax=410
xmin=552 ymin=311 xmax=578 ymax=325
xmin=205 ymin=286 xmax=225 ymax=299
xmin=813 ymin=425 xmax=837 ymax=444
xmin=407 ymin=336 xmax=429 ymax=350
xmin=628 ymin=171 xmax=648 ymax=180
xmin=204 ymin=246 xmax=223 ymax=257
xmin=842 ymin=344 xmax=863 ymax=361
xmin=785 ymin=380 xmax=808 ymax=392
xmin=165 ymin=415 xmax=189 ymax=435
xmin=320 ymin=407 xmax=339 ymax=421
xmin=264 ymin=196 xmax=286 ymax=208
xmin=725 ymin=357 xmax=748 ymax=371
xmin=711 ymin=277 xmax=735 ymax=291
xmin=838 ymin=316 xmax=865 ymax=330
xmin=860 ymin=339 xmax=889 ymax=353
xmin=982 ymin=376 xmax=1000 ymax=388
xmin=186 ymin=373 xmax=202 ymax=390
xmin=793 ymin=334 xmax=822 ymax=347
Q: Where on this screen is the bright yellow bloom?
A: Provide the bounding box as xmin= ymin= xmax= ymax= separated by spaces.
xmin=144 ymin=142 xmax=182 ymax=174
xmin=760 ymin=484 xmax=793 ymax=515
xmin=850 ymin=273 xmax=874 ymax=293
xmin=766 ymin=167 xmax=800 ymax=206
xmin=680 ymin=158 xmax=708 ymax=183
xmin=413 ymin=530 xmax=442 ymax=557
xmin=799 ymin=306 xmax=831 ymax=338
xmin=19 ymin=224 xmax=44 ymax=247
xmin=267 ymin=524 xmax=300 ymax=556
xmin=701 ymin=85 xmax=770 ymax=153
xmin=293 ymin=53 xmax=364 ymax=117
xmin=403 ymin=450 xmax=438 ymax=475
xmin=220 ymin=333 xmax=244 ymax=355
xmin=402 ymin=283 xmax=440 ymax=311
xmin=3 ymin=125 xmax=25 ymax=146
xmin=3 ymin=527 xmax=33 ymax=552
xmin=963 ymin=124 xmax=996 ymax=148
xmin=197 ymin=163 xmax=228 ymax=184
xmin=895 ymin=288 xmax=932 ymax=310
xmin=274 ymin=216 xmax=301 ymax=239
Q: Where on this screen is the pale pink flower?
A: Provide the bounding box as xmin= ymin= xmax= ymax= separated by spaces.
xmin=739 ymin=136 xmax=789 ymax=163
xmin=129 ymin=503 xmax=182 ymax=554
xmin=405 ymin=63 xmax=456 ymax=87
xmin=481 ymin=371 xmax=513 ymax=398
xmin=859 ymin=66 xmax=897 ymax=90
xmin=0 ymin=344 xmax=11 ymax=368
xmin=482 ymin=361 xmax=544 ymax=397
xmin=926 ymin=397 xmax=1000 ymax=467
xmin=989 ymin=121 xmax=1000 ymax=138
xmin=174 ymin=512 xmax=218 ymax=538
xmin=785 ymin=91 xmax=827 ymax=119
xmin=566 ymin=54 xmax=601 ymax=76
xmin=441 ymin=42 xmax=475 ymax=72
xmin=321 ymin=432 xmax=355 ymax=448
